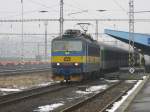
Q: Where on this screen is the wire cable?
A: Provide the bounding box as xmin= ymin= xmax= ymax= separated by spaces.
xmin=26 ymin=0 xmax=59 ymax=12
xmin=112 ymin=0 xmax=128 ymax=15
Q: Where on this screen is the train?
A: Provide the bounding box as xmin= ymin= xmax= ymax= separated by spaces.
xmin=51 ymin=29 xmax=140 ymax=82
xmin=145 ymin=55 xmax=150 ymax=72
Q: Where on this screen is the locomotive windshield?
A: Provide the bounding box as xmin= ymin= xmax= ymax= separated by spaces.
xmin=52 ymin=41 xmax=82 ymax=51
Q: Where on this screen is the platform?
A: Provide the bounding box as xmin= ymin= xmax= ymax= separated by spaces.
xmin=125 ymin=74 xmax=150 ymax=112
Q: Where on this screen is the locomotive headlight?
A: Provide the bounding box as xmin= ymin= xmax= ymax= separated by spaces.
xmin=74 ymin=63 xmax=79 ymax=66
xmin=56 ymin=63 xmax=60 ymax=66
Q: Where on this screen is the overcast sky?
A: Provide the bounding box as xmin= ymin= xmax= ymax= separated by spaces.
xmin=0 ymin=0 xmax=150 ymax=58
xmin=0 ymin=0 xmax=150 ymax=34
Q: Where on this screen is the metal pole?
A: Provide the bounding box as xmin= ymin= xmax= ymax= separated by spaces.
xmin=129 ymin=0 xmax=135 ymax=67
xmin=60 ymin=0 xmax=64 ymax=38
xmin=37 ymin=43 xmax=40 ymax=57
xmin=44 ymin=21 xmax=48 ymax=60
xmin=95 ymin=20 xmax=98 ymax=41
xmin=21 ymin=0 xmax=24 ymax=61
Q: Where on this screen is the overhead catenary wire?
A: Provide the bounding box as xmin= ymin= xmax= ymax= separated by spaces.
xmin=66 ymin=0 xmax=83 ymax=10
xmin=0 ymin=32 xmax=105 ymax=36
xmin=112 ymin=0 xmax=128 ymax=15
xmin=0 ymin=0 xmax=60 ymax=19
xmin=0 ymin=0 xmax=59 ymax=19
xmin=26 ymin=0 xmax=59 ymax=12
xmin=0 ymin=18 xmax=149 ymax=22
xmin=65 ymin=3 xmax=84 ymax=11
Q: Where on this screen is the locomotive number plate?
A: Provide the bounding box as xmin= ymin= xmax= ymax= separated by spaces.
xmin=64 ymin=57 xmax=71 ymax=61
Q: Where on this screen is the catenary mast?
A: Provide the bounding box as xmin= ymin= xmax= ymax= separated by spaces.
xmin=129 ymin=0 xmax=135 ymax=68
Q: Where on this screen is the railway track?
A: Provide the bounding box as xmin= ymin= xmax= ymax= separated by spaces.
xmin=0 ymin=83 xmax=67 ymax=107
xmin=0 ymin=78 xmax=137 ymax=112
xmin=0 ymin=79 xmax=114 ymax=112
xmin=61 ymin=81 xmax=135 ymax=112
xmin=0 ymin=67 xmax=51 ymax=75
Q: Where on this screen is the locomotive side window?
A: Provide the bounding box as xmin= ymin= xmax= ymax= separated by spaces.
xmin=52 ymin=41 xmax=82 ymax=51
xmin=88 ymin=45 xmax=100 ymax=57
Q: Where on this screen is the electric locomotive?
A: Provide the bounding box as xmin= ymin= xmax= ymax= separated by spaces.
xmin=51 ymin=29 xmax=132 ymax=82
xmin=51 ymin=29 xmax=101 ymax=81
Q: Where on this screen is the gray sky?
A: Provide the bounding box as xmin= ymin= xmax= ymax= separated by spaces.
xmin=0 ymin=0 xmax=150 ymax=58
xmin=0 ymin=0 xmax=150 ymax=33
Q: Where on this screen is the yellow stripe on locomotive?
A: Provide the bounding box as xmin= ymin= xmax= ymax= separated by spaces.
xmin=51 ymin=56 xmax=100 ymax=64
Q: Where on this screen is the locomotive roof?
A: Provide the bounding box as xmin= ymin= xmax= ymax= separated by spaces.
xmin=52 ymin=29 xmax=95 ymax=42
xmin=52 ymin=33 xmax=98 ymax=44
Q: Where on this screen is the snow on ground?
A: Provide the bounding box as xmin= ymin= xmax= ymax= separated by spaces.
xmin=125 ymin=80 xmax=137 ymax=83
xmin=34 ymin=102 xmax=64 ymax=112
xmin=76 ymin=90 xmax=92 ymax=95
xmin=0 ymin=82 xmax=53 ymax=93
xmin=105 ymin=80 xmax=119 ymax=83
xmin=143 ymin=76 xmax=146 ymax=79
xmin=0 ymin=81 xmax=58 ymax=96
xmin=106 ymin=78 xmax=144 ymax=112
xmin=37 ymin=81 xmax=60 ymax=87
xmin=86 ymin=85 xmax=108 ymax=92
xmin=37 ymin=82 xmax=54 ymax=87
xmin=0 ymin=88 xmax=21 ymax=92
xmin=67 ymin=96 xmax=81 ymax=101
xmin=76 ymin=85 xmax=108 ymax=95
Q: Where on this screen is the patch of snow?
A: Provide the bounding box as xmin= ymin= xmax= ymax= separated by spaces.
xmin=55 ymin=81 xmax=61 ymax=83
xmin=99 ymin=78 xmax=105 ymax=80
xmin=67 ymin=97 xmax=74 ymax=100
xmin=125 ymin=80 xmax=137 ymax=83
xmin=67 ymin=96 xmax=81 ymax=101
xmin=106 ymin=79 xmax=143 ymax=112
xmin=67 ymin=97 xmax=79 ymax=100
xmin=2 ymin=92 xmax=7 ymax=95
xmin=86 ymin=85 xmax=108 ymax=92
xmin=143 ymin=76 xmax=146 ymax=79
xmin=38 ymin=82 xmax=53 ymax=87
xmin=76 ymin=85 xmax=108 ymax=95
xmin=38 ymin=81 xmax=60 ymax=87
xmin=105 ymin=80 xmax=119 ymax=83
xmin=0 ymin=88 xmax=21 ymax=92
xmin=19 ymin=86 xmax=28 ymax=90
xmin=34 ymin=102 xmax=64 ymax=112
xmin=76 ymin=90 xmax=92 ymax=95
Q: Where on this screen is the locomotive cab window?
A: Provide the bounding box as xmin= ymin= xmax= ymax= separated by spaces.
xmin=52 ymin=41 xmax=82 ymax=51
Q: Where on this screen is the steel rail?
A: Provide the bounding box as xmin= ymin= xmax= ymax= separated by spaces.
xmin=61 ymin=81 xmax=122 ymax=112
xmin=0 ymin=67 xmax=51 ymax=75
xmin=0 ymin=83 xmax=67 ymax=106
xmin=0 ymin=80 xmax=93 ymax=108
xmin=99 ymin=83 xmax=134 ymax=112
